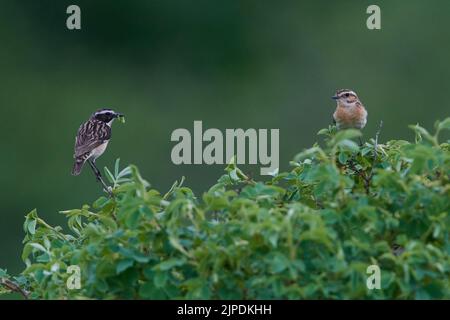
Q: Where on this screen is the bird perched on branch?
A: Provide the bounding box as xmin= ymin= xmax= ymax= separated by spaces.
xmin=72 ymin=108 xmax=124 ymax=195
xmin=332 ymin=89 xmax=368 ymax=130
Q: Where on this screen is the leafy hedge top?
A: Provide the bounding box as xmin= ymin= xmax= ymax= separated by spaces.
xmin=1 ymin=119 xmax=449 ymax=299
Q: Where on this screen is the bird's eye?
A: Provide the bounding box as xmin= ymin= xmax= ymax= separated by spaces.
xmin=345 ymin=93 xmax=350 ymax=97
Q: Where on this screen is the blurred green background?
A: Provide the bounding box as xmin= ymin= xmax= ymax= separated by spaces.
xmin=1 ymin=0 xmax=449 ymax=275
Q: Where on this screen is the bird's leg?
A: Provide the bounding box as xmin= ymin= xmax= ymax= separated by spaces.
xmin=87 ymin=159 xmax=103 ymax=183
xmin=88 ymin=159 xmax=113 ymax=197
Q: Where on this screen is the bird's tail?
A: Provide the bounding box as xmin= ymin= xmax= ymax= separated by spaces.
xmin=72 ymin=158 xmax=86 ymax=176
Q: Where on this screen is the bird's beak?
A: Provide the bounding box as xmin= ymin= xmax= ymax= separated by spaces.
xmin=114 ymin=112 xmax=124 ymax=118
xmin=331 ymin=95 xmax=339 ymax=100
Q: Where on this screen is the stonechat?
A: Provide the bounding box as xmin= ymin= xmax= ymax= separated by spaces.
xmin=72 ymin=108 xmax=124 ymax=195
xmin=332 ymin=89 xmax=368 ymax=130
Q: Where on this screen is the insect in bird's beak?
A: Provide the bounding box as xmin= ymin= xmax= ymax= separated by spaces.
xmin=331 ymin=95 xmax=339 ymax=100
xmin=115 ymin=112 xmax=125 ymax=123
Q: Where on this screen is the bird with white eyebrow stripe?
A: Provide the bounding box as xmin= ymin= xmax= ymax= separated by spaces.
xmin=331 ymin=89 xmax=368 ymax=144
xmin=72 ymin=108 xmax=124 ymax=196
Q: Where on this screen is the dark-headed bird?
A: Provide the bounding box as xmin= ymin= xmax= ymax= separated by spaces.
xmin=72 ymin=108 xmax=124 ymax=195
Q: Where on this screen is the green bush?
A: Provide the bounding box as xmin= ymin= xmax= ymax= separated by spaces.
xmin=1 ymin=119 xmax=449 ymax=299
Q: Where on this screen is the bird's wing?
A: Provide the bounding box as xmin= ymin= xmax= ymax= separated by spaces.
xmin=74 ymin=120 xmax=111 ymax=158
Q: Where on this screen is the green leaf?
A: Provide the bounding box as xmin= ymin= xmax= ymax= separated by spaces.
xmin=317 ymin=128 xmax=329 ymax=135
xmin=329 ymin=129 xmax=361 ymax=146
xmin=125 ymin=210 xmax=141 ymax=229
xmin=116 ymin=259 xmax=134 ymax=274
xmin=99 ymin=216 xmax=117 ymax=229
xmin=104 ymin=167 xmax=115 ymax=184
xmin=21 ymin=244 xmax=33 ymax=262
xmin=338 ymin=152 xmax=348 ymax=164
xmin=409 ymin=123 xmax=437 ymax=144
xmin=114 ymin=158 xmax=121 ymax=177
xmin=437 ymin=117 xmax=450 ymax=131
xmin=269 ymin=253 xmax=290 ymax=273
xmin=28 ymin=243 xmax=47 ymax=253
xmin=293 ymin=146 xmax=324 ymax=162
xmin=153 ymin=271 xmax=169 ymax=288
xmin=337 ymin=139 xmax=360 ymax=152
xmin=139 ymin=282 xmax=166 ymax=299
xmin=154 ymin=258 xmax=186 ymax=271
xmin=93 ymin=196 xmax=109 ymax=209
xmin=27 ymin=219 xmax=37 ymax=235
xmin=139 ymin=206 xmax=153 ymax=219
xmin=0 ymin=269 xmax=7 ymax=277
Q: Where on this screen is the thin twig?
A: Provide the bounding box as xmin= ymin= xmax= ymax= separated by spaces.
xmin=347 ymin=159 xmax=370 ymax=194
xmin=0 ymin=278 xmax=29 ymax=299
xmin=36 ymin=217 xmax=69 ymax=241
xmin=355 ymin=120 xmax=383 ymax=194
xmin=368 ymin=120 xmax=383 ymax=181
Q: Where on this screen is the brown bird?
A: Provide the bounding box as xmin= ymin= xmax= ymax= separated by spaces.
xmin=332 ymin=89 xmax=368 ymax=130
xmin=72 ymin=108 xmax=124 ymax=195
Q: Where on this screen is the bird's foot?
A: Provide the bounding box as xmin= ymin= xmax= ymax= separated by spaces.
xmin=103 ymin=186 xmax=114 ymax=198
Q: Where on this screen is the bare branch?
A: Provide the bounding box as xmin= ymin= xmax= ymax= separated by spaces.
xmin=0 ymin=278 xmax=30 ymax=299
xmin=369 ymin=120 xmax=383 ymax=180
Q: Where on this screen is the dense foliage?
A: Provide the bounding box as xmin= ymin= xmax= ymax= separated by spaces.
xmin=1 ymin=119 xmax=449 ymax=299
